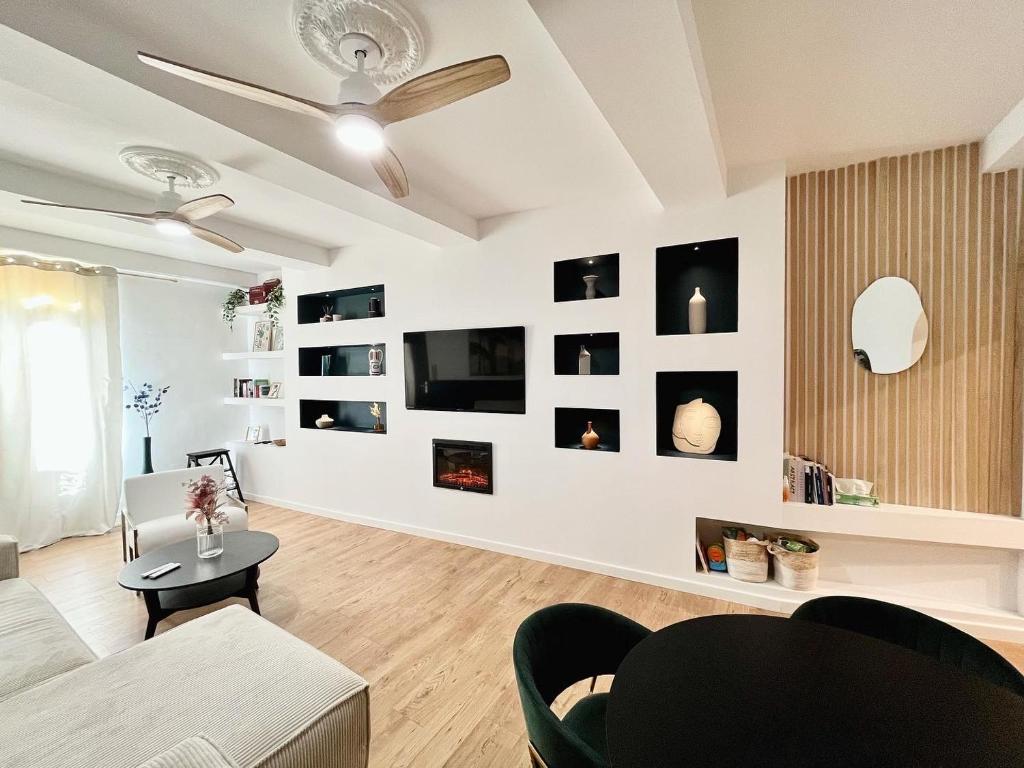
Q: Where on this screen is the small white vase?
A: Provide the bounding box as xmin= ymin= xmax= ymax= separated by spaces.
xmin=578 ymin=345 xmax=591 ymax=375
xmin=688 ymin=287 xmax=707 ymax=334
xmin=315 ymin=414 xmax=335 ymax=429
xmin=582 ymin=274 xmax=599 ymax=300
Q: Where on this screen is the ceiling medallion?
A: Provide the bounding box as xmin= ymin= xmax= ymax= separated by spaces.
xmin=118 ymin=146 xmax=219 ymax=189
xmin=293 ymin=0 xmax=425 ymax=87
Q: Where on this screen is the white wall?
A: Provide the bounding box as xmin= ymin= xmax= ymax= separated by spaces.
xmin=235 ymin=165 xmax=788 ymax=586
xmin=119 ymin=276 xmax=243 ymax=476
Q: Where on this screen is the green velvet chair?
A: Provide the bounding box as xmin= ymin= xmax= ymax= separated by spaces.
xmin=791 ymin=595 xmax=1024 ymax=697
xmin=513 ymin=603 xmax=651 ymax=768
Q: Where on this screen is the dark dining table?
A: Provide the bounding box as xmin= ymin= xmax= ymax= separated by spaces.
xmin=606 ymin=614 xmax=1024 ymax=767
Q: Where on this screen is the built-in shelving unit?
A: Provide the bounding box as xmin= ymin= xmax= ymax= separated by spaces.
xmin=299 ymin=398 xmax=386 ymax=434
xmin=656 ymin=237 xmax=738 ymax=335
xmin=297 ymin=284 xmax=385 ymax=325
xmin=224 ymin=397 xmax=285 ymax=408
xmin=656 ymin=371 xmax=737 ymax=461
xmin=554 ymin=253 xmax=619 ymax=302
xmin=298 ymin=344 xmax=386 ymax=377
xmin=554 ymin=332 xmax=619 ymax=375
xmin=554 ymin=407 xmax=620 ymax=452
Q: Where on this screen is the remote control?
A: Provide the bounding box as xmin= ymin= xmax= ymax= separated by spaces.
xmin=147 ymin=562 xmax=181 ymax=579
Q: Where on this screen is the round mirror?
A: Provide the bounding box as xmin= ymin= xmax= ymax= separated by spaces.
xmin=851 ymin=277 xmax=928 ymax=374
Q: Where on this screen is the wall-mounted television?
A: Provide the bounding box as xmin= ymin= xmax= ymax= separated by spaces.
xmin=404 ymin=326 xmax=526 ymax=414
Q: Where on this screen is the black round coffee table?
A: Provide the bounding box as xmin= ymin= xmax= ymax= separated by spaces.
xmin=606 ymin=614 xmax=1024 ymax=767
xmin=118 ymin=531 xmax=279 ymax=639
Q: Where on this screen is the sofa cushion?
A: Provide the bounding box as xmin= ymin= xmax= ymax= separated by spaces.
xmin=0 ymin=578 xmax=96 ymax=702
xmin=135 ymin=735 xmax=239 ymax=768
xmin=0 ymin=605 xmax=370 ymax=768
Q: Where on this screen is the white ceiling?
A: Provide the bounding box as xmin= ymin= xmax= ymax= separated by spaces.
xmin=693 ymin=0 xmax=1024 ymax=173
xmin=1 ymin=0 xmax=1023 ymax=277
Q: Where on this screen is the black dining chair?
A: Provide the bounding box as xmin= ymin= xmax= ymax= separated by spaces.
xmin=513 ymin=603 xmax=651 ymax=768
xmin=791 ymin=595 xmax=1024 ymax=696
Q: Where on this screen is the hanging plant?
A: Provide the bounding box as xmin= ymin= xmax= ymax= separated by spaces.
xmin=266 ymin=284 xmax=285 ymax=327
xmin=222 ymin=288 xmax=247 ymax=329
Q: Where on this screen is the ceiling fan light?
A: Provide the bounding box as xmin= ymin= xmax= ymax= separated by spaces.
xmin=335 ymin=114 xmax=385 ymax=153
xmin=154 ymin=218 xmax=191 ymax=237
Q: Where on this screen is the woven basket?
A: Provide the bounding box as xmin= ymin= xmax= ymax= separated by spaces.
xmin=723 ymin=537 xmax=769 ymax=583
xmin=769 ymin=536 xmax=820 ymax=591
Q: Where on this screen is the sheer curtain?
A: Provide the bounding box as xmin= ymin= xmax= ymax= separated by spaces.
xmin=0 ymin=254 xmax=123 ymax=550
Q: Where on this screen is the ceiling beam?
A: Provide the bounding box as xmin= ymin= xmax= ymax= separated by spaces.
xmin=528 ymin=0 xmax=726 ymax=207
xmin=0 ymin=158 xmax=330 ymax=270
xmin=0 ymin=22 xmax=478 ymax=246
xmin=982 ymin=95 xmax=1024 ymax=173
xmin=0 ymin=225 xmax=256 ymax=288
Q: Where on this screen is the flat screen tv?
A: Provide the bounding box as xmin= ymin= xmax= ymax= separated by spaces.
xmin=404 ymin=326 xmax=526 ymax=414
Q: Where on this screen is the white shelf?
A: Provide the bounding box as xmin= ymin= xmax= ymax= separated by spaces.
xmin=235 ymin=303 xmax=270 ymax=317
xmin=776 ymin=501 xmax=1024 ymax=551
xmin=223 ymin=397 xmax=286 ymax=408
xmin=688 ymin=571 xmax=1024 ymax=642
xmin=221 ymin=351 xmax=284 ymax=361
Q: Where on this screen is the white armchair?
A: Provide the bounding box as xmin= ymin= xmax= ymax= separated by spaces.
xmin=122 ymin=466 xmax=248 ymax=562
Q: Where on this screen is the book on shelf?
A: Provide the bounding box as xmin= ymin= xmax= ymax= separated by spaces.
xmin=784 ymin=453 xmax=835 ymax=506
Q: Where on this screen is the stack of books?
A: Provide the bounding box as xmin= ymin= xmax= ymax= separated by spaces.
xmin=232 ymin=378 xmax=270 ymax=398
xmin=784 ymin=454 xmax=834 ymax=505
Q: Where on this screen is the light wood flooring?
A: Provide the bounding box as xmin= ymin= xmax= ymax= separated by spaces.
xmin=19 ymin=502 xmax=1024 ymax=767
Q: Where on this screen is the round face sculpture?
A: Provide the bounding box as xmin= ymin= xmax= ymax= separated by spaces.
xmin=671 ymin=398 xmax=722 ymax=455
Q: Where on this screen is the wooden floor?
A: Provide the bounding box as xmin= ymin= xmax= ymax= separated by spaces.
xmin=20 ymin=503 xmax=1024 ymax=767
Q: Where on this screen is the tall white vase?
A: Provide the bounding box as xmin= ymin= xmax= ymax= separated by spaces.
xmin=688 ymin=287 xmax=707 ymax=334
xmin=582 ymin=274 xmax=599 ymax=300
xmin=578 ymin=345 xmax=591 ymax=375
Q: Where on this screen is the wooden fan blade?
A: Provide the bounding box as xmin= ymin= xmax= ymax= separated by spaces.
xmin=369 ymin=55 xmax=510 ymax=125
xmin=370 ymin=147 xmax=409 ymax=199
xmin=21 ymin=199 xmax=155 ymax=223
xmin=188 ymin=223 xmax=244 ymax=253
xmin=176 ymin=194 xmax=234 ymax=221
xmin=138 ymin=51 xmax=335 ymax=123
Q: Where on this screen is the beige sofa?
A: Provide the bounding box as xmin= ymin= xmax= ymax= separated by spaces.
xmin=0 ymin=535 xmax=370 ymax=768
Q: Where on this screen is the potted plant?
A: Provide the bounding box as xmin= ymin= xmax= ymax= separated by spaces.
xmin=184 ymin=473 xmax=229 ymax=558
xmin=266 ymin=283 xmax=284 ymax=327
xmin=124 ymin=381 xmax=170 ymax=474
xmin=222 ymin=288 xmax=247 ymax=329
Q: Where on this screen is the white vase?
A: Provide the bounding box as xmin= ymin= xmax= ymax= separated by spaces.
xmin=688 ymin=287 xmax=707 ymax=334
xmin=578 ymin=345 xmax=591 ymax=375
xmin=315 ymin=414 xmax=335 ymax=429
xmin=582 ymin=274 xmax=599 ymax=300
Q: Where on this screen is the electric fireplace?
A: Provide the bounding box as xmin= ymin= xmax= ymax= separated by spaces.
xmin=432 ymin=439 xmax=493 ymax=494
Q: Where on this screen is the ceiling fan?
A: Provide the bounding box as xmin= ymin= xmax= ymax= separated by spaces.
xmin=22 ymin=174 xmax=243 ymax=254
xmin=137 ymin=36 xmax=510 ymax=199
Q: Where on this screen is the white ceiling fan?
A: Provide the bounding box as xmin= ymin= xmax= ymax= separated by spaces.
xmin=23 ymin=177 xmax=243 ymax=254
xmin=137 ymin=32 xmax=510 ymax=199
xmin=21 ymin=148 xmax=244 ymax=253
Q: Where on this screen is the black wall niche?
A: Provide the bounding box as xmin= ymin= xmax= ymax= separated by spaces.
xmin=554 ymin=253 xmax=619 ymax=302
xmin=656 ymin=237 xmax=738 ymax=335
xmin=554 ymin=407 xmax=620 ymax=452
xmin=298 ymin=344 xmax=386 ymax=376
xmin=554 ymin=332 xmax=619 ymax=375
xmin=297 ymin=284 xmax=385 ymax=325
xmin=299 ymin=399 xmax=387 ymax=434
xmin=655 ymin=371 xmax=737 ymax=461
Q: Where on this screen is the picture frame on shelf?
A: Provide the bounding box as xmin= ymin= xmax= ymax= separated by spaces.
xmin=267 ymin=382 xmax=282 ymax=399
xmin=244 ymin=425 xmax=263 ymax=442
xmin=271 ymin=325 xmax=284 ymax=351
xmin=258 ymin=384 xmax=271 ymax=398
xmin=253 ymin=321 xmax=272 ymax=352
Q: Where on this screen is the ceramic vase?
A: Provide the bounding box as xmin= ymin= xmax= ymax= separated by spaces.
xmin=671 ymin=398 xmax=721 ymax=454
xmin=315 ymin=414 xmax=335 ymax=429
xmin=581 ymin=421 xmax=600 ymax=449
xmin=578 ymin=345 xmax=591 ymax=375
xmin=688 ymin=287 xmax=707 ymax=334
xmin=583 ymin=274 xmax=599 ymax=300
xmin=368 ymin=345 xmax=384 ymax=376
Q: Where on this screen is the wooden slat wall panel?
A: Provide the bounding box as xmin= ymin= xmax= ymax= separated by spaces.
xmin=785 ymin=143 xmax=1024 ymax=515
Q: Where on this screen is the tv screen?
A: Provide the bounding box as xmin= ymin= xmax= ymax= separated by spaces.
xmin=404 ymin=326 xmax=526 ymax=414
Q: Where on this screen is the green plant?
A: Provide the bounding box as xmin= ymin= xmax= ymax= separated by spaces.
xmin=266 ymin=284 xmax=285 ymax=327
xmin=222 ymin=288 xmax=247 ymax=329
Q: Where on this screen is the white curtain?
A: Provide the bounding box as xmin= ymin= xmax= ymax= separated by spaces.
xmin=0 ymin=255 xmax=123 ymax=550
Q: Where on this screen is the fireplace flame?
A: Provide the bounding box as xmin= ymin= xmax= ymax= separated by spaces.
xmin=438 ymin=468 xmax=490 ymax=489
